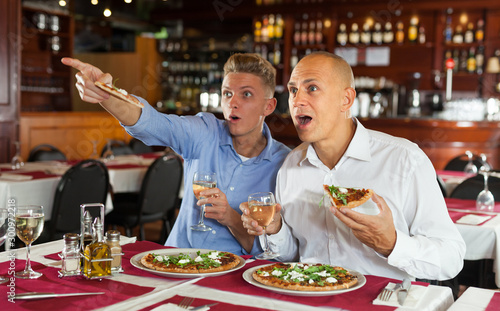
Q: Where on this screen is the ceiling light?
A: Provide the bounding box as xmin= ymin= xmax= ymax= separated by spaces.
xmin=59 ymin=0 xmax=67 ymax=6
xmin=124 ymin=0 xmax=132 ymax=3
xmin=91 ymin=0 xmax=98 ymax=5
xmin=103 ymin=8 xmax=112 ymax=17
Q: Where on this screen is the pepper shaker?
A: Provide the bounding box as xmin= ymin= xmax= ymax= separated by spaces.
xmin=106 ymin=230 xmax=123 ymax=273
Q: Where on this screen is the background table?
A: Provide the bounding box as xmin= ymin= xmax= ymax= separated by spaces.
xmin=447 ymin=286 xmax=500 ymax=310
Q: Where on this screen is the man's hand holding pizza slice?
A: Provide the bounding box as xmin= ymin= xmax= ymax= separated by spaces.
xmin=61 ymin=57 xmax=142 ymax=126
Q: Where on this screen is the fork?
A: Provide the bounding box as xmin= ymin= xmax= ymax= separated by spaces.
xmin=178 ymin=296 xmax=194 ymax=309
xmin=378 ymin=283 xmax=401 ymax=301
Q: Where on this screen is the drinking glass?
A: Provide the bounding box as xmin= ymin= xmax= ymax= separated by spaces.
xmin=0 ymin=208 xmax=8 ymax=283
xmin=476 ymin=170 xmax=495 ymax=212
xmin=463 ymin=150 xmax=478 ymax=174
xmin=102 ymin=139 xmax=115 ymax=161
xmin=15 ymin=205 xmax=44 ymax=279
xmin=191 ymin=171 xmax=216 ymax=231
xmin=90 ymin=140 xmax=99 ymax=159
xmin=11 ymin=141 xmax=24 ymax=170
xmin=248 ymin=192 xmax=279 ymax=260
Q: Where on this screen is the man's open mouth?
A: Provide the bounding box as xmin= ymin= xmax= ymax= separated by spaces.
xmin=298 ymin=115 xmax=312 ymax=125
xmin=230 ymin=115 xmax=240 ymax=120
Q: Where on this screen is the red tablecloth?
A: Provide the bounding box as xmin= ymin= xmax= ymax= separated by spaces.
xmin=486 ymin=291 xmax=500 ymax=311
xmin=0 ymin=260 xmax=154 ymax=311
xmin=139 ymin=294 xmax=274 ymax=311
xmin=436 ymin=170 xmax=474 ymax=182
xmin=446 ymin=198 xmax=500 ymax=213
xmin=448 ymin=210 xmax=495 ymax=225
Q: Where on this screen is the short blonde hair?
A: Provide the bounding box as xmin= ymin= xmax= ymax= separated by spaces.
xmin=223 ymin=53 xmax=276 ymax=97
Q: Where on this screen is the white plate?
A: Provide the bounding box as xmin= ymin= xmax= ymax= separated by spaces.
xmin=242 ymin=263 xmax=366 ymax=297
xmin=130 ymin=248 xmax=246 ymax=278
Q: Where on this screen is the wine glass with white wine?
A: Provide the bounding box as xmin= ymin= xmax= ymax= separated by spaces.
xmin=191 ymin=171 xmax=217 ymax=231
xmin=0 ymin=208 xmax=8 ymax=283
xmin=248 ymin=192 xmax=279 ymax=260
xmin=15 ymin=205 xmax=44 ymax=279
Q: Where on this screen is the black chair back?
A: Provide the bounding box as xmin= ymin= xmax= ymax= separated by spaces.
xmin=101 ymin=139 xmax=133 ymax=157
xmin=49 ymin=160 xmax=109 ymax=240
xmin=129 ymin=138 xmax=154 ymax=154
xmin=28 ymin=144 xmax=66 ymax=162
xmin=449 ymin=174 xmax=500 ymax=201
xmin=444 ymin=154 xmax=490 ymax=172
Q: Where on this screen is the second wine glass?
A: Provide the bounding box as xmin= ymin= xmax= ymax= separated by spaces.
xmin=248 ymin=192 xmax=279 ymax=260
xmin=191 ymin=171 xmax=217 ymax=231
xmin=15 ymin=205 xmax=45 ymax=279
xmin=476 ymin=170 xmax=495 ymax=212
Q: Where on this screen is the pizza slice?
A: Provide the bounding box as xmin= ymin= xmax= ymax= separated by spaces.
xmin=94 ymin=81 xmax=144 ymax=108
xmin=323 ymin=184 xmax=373 ymax=209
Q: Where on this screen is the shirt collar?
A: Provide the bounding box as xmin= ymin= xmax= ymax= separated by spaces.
xmin=299 ymin=118 xmax=372 ymax=167
xmin=220 ymin=121 xmax=275 ymax=163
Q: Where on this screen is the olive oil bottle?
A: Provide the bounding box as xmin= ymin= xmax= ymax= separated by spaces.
xmin=83 ymin=217 xmax=111 ymax=279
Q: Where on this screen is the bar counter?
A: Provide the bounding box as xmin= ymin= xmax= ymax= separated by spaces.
xmin=20 ymin=111 xmax=500 ymax=169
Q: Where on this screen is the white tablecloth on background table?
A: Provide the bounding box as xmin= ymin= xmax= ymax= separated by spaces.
xmin=447 ymin=286 xmax=499 ymax=311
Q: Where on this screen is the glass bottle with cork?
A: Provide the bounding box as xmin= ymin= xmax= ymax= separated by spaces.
xmin=106 ymin=230 xmax=123 ymax=274
xmin=83 ymin=217 xmax=112 ymax=279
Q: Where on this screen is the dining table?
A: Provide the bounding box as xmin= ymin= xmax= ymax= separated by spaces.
xmin=447 ymin=286 xmax=500 ymax=310
xmin=0 ymin=153 xmax=164 ymax=220
xmin=0 ymin=237 xmax=456 ymax=311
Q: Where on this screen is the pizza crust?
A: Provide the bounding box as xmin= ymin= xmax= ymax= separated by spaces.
xmin=323 ymin=185 xmax=373 ymax=209
xmin=140 ymin=252 xmax=240 ymax=274
xmin=252 ymin=263 xmax=358 ymax=291
xmin=95 ymin=81 xmax=144 ymax=108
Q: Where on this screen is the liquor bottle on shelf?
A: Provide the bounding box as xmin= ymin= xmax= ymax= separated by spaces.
xmin=464 ymin=22 xmax=474 ymax=44
xmin=372 ymin=23 xmax=383 ymax=45
xmin=467 ymin=47 xmax=476 ymax=73
xmin=254 ymin=20 xmax=262 ymax=42
xmin=452 ymin=25 xmax=463 ymax=44
xmin=294 ymin=22 xmax=301 ymax=45
xmin=452 ymin=49 xmax=459 ymax=73
xmin=444 ymin=15 xmax=453 ymax=44
xmin=301 ymin=19 xmax=308 ymax=45
xmin=383 ymin=22 xmax=394 ymax=44
xmin=275 ymin=14 xmax=284 ymax=40
xmin=315 ymin=19 xmax=323 ymax=44
xmin=308 ymin=20 xmax=316 ymax=44
xmin=268 ymin=14 xmax=275 ymax=41
xmin=408 ymin=16 xmax=419 ymax=43
xmin=395 ymin=21 xmax=405 ymax=44
xmin=360 ymin=22 xmax=371 ymax=45
xmin=418 ymin=26 xmax=426 ymax=44
xmin=476 ymin=45 xmax=485 ymax=74
xmin=337 ymin=23 xmax=348 ymax=46
xmin=261 ymin=15 xmax=269 ymax=42
xmin=290 ymin=47 xmax=298 ymax=69
xmin=273 ymin=43 xmax=281 ymax=66
xmin=475 ymin=19 xmax=484 ymax=43
xmin=459 ymin=49 xmax=468 ymax=72
xmin=349 ymin=23 xmax=360 ymax=45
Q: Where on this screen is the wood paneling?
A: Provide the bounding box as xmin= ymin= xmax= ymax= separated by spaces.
xmin=20 ymin=112 xmax=131 ymax=161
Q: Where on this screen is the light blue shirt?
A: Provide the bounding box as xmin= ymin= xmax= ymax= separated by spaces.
xmin=124 ymin=101 xmax=290 ymax=255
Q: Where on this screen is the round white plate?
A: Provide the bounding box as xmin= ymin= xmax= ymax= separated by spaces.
xmin=130 ymin=248 xmax=246 ymax=278
xmin=242 ymin=263 xmax=366 ymax=296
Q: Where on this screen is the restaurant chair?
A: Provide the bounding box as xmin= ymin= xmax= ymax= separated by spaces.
xmin=443 ymin=153 xmax=491 ymax=172
xmin=449 ymin=174 xmax=500 ymax=200
xmin=100 ymin=139 xmax=134 ymax=157
xmin=129 ymin=138 xmax=154 ymax=154
xmin=437 ymin=174 xmax=447 ymax=197
xmin=40 ymin=159 xmax=110 ymax=242
xmin=105 ymin=153 xmax=183 ymax=244
xmin=27 ymin=144 xmax=67 ymax=162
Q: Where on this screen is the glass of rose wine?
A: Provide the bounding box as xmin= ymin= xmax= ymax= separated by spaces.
xmin=248 ymin=192 xmax=279 ymax=260
xmin=15 ymin=205 xmax=44 ymax=279
xmin=191 ymin=171 xmax=217 ymax=231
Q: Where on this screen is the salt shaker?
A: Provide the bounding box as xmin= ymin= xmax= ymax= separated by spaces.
xmin=59 ymin=233 xmax=81 ymax=277
xmin=106 ymin=230 xmax=123 ymax=273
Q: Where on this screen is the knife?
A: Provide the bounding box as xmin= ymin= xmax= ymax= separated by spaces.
xmin=191 ymin=303 xmax=218 ymax=310
xmin=397 ymin=278 xmax=412 ymax=305
xmin=14 ymin=292 xmax=105 ymax=300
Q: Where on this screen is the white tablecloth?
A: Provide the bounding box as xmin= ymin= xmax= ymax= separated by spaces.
xmin=447 ymin=286 xmax=499 ymax=311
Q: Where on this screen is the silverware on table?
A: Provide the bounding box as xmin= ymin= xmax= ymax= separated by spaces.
xmin=397 ymin=278 xmax=412 ymax=305
xmin=14 ymin=292 xmax=105 ymax=300
xmin=191 ymin=303 xmax=218 ymax=310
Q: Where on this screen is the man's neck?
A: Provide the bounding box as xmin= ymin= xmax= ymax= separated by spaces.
xmin=232 ymin=131 xmax=267 ymax=159
xmin=313 ymin=119 xmax=357 ymax=170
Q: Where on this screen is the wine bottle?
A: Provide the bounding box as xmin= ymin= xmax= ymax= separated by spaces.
xmin=274 ymin=14 xmax=284 ymax=40
xmin=360 ymin=22 xmax=371 ymax=45
xmin=464 ymin=22 xmax=474 ymax=44
xmin=418 ymin=26 xmax=426 ymax=44
xmin=475 ymin=19 xmax=484 ymax=43
xmin=395 ymin=21 xmax=404 ymax=44
xmin=315 ymin=19 xmax=323 ymax=44
xmin=268 ymin=14 xmax=275 ymax=41
xmin=476 ymin=45 xmax=485 ymax=74
xmin=408 ymin=16 xmax=418 ymax=43
xmin=337 ymin=23 xmax=348 ymax=46
xmin=372 ymin=23 xmax=383 ymax=45
xmin=254 ymin=20 xmax=262 ymax=42
xmin=349 ymin=23 xmax=360 ymax=45
xmin=293 ymin=22 xmax=301 ymax=45
xmin=383 ymin=22 xmax=394 ymax=44
xmin=467 ymin=47 xmax=476 ymax=73
xmin=452 ymin=25 xmax=463 ymax=44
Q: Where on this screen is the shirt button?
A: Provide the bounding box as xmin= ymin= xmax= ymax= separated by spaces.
xmin=230 ymin=187 xmax=234 ymax=191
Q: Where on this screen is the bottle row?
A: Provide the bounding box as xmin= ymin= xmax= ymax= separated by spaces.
xmin=254 ymin=43 xmax=282 ymax=66
xmin=254 ymin=14 xmax=285 ymax=42
xmin=444 ymin=17 xmax=484 ymax=44
xmin=21 ymin=76 xmax=67 ymax=94
xmin=444 ymin=46 xmax=485 ymax=74
xmin=24 ymin=11 xmax=61 ymax=33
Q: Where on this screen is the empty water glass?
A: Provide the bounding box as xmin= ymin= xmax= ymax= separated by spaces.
xmin=476 ymin=169 xmax=495 ymax=212
xmin=463 ymin=150 xmax=477 ymax=175
xmin=11 ymin=141 xmax=24 ymax=170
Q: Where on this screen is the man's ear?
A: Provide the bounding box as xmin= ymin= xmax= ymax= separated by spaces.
xmin=264 ymin=97 xmax=277 ymax=116
xmin=341 ymin=87 xmax=356 ymax=112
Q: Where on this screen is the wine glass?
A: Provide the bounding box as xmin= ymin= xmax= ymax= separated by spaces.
xmin=90 ymin=140 xmax=99 ymax=159
xmin=0 ymin=208 xmax=8 ymax=284
xmin=11 ymin=141 xmax=25 ymax=170
xmin=15 ymin=205 xmax=45 ymax=279
xmin=248 ymin=192 xmax=279 ymax=260
xmin=476 ymin=169 xmax=495 ymax=212
xmin=102 ymin=139 xmax=115 ymax=161
xmin=191 ymin=171 xmax=217 ymax=231
xmin=464 ymin=150 xmax=478 ymax=174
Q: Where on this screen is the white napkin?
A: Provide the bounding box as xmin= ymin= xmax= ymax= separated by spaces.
xmin=455 ymin=214 xmax=492 ymax=225
xmin=0 ymin=173 xmax=33 ymax=181
xmin=373 ymin=282 xmax=428 ymax=308
xmin=150 ymin=303 xmax=211 ymax=311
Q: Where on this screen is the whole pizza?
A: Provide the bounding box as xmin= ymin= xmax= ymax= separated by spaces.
xmin=140 ymin=250 xmax=240 ymax=273
xmin=252 ymin=262 xmax=358 ymax=291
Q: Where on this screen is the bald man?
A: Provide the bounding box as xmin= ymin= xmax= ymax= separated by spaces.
xmin=241 ymin=51 xmax=465 ymax=282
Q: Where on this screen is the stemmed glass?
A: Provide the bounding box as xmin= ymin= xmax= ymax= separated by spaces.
xmin=15 ymin=205 xmax=45 ymax=279
xmin=476 ymin=169 xmax=495 ymax=212
xmin=191 ymin=171 xmax=217 ymax=231
xmin=0 ymin=209 xmax=8 ymax=283
xmin=102 ymin=139 xmax=115 ymax=161
xmin=90 ymin=140 xmax=99 ymax=159
xmin=248 ymin=192 xmax=279 ymax=260
xmin=464 ymin=150 xmax=478 ymax=174
xmin=11 ymin=141 xmax=25 ymax=170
